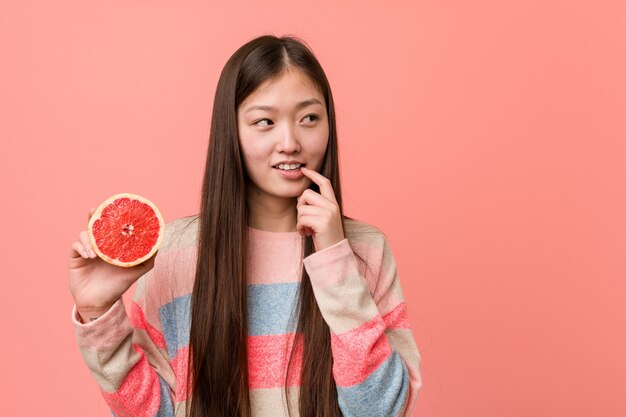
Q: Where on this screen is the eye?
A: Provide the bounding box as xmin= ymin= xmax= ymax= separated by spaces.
xmin=302 ymin=114 xmax=319 ymax=123
xmin=254 ymin=118 xmax=274 ymax=127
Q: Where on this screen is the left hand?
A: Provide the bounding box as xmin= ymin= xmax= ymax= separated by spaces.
xmin=297 ymin=166 xmax=345 ymax=252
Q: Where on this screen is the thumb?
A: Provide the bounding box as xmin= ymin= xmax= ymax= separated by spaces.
xmin=87 ymin=207 xmax=96 ymax=222
xmin=137 ymin=251 xmax=158 ymax=269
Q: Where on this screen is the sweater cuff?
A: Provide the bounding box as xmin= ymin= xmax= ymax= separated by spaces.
xmin=72 ymin=298 xmax=132 ymax=350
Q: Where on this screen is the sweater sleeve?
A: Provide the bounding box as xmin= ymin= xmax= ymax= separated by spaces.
xmin=303 ymin=234 xmax=422 ymax=417
xmin=71 ymin=266 xmax=178 ymax=417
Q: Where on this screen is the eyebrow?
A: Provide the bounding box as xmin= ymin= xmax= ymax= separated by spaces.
xmin=243 ymin=98 xmax=323 ymax=114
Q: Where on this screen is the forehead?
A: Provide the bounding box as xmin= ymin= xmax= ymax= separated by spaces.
xmin=240 ymin=68 xmax=324 ymax=108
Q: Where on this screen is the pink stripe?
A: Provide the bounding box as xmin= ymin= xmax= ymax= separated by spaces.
xmin=101 ymin=344 xmax=161 ymax=417
xmin=170 ymin=334 xmax=305 ymax=396
xmin=382 ymin=302 xmax=411 ymax=329
xmin=170 ymin=346 xmax=190 ymax=402
xmin=247 ymin=232 xmax=305 ymax=285
xmin=130 ymin=302 xmax=167 ymax=349
xmin=331 ymin=315 xmax=393 ymax=387
xmin=150 ymin=246 xmax=197 ymax=307
xmin=349 ymin=240 xmax=404 ymax=316
xmin=248 ymin=333 xmax=303 ymax=389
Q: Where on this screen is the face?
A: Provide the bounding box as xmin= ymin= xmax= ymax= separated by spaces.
xmin=237 ymin=67 xmax=329 ymax=202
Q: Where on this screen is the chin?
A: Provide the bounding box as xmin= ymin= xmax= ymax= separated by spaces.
xmin=275 ymin=190 xmax=305 ymax=199
xmin=271 ymin=184 xmax=308 ymax=198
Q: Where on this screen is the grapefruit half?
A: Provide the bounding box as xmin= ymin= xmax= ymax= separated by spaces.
xmin=87 ymin=193 xmax=165 ymax=267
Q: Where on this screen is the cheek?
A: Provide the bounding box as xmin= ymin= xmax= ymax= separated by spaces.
xmin=309 ymin=131 xmax=330 ymax=156
xmin=239 ymin=143 xmax=269 ymax=175
xmin=243 ymin=146 xmax=267 ymax=163
xmin=241 ymin=151 xmax=259 ymax=172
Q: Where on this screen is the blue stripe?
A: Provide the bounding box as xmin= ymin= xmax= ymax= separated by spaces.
xmin=159 ymin=294 xmax=191 ymax=359
xmin=248 ymin=283 xmax=300 ymax=336
xmin=159 ymin=283 xmax=301 ymax=358
xmin=336 ymin=350 xmax=409 ymax=417
xmin=156 ymin=374 xmax=175 ymax=417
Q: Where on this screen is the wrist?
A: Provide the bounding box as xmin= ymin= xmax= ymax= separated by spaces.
xmin=76 ymin=304 xmax=115 ymax=323
xmin=314 ymin=234 xmax=346 ymax=252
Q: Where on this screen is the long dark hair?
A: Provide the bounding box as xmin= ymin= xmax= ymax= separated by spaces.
xmin=186 ymin=35 xmax=343 ymax=417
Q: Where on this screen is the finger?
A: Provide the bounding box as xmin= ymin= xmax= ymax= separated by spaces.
xmin=79 ymin=230 xmax=96 ymax=258
xmin=298 ymin=226 xmax=314 ymax=237
xmin=300 ymin=167 xmax=338 ymax=204
xmin=297 ymin=189 xmax=335 ymax=211
xmin=296 ymin=204 xmax=323 ymax=220
xmin=296 ymin=215 xmax=318 ymax=234
xmin=70 ymin=241 xmax=89 ymax=259
xmin=139 ymin=252 xmax=158 ymax=268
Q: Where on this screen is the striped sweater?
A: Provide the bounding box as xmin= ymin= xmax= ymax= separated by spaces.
xmin=72 ymin=216 xmax=422 ymax=417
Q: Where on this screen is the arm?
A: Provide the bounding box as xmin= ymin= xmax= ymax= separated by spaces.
xmin=72 ymin=266 xmax=178 ymax=417
xmin=303 ymin=233 xmax=422 ymax=417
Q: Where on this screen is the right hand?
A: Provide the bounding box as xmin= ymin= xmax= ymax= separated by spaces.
xmin=68 ymin=207 xmax=157 ymax=322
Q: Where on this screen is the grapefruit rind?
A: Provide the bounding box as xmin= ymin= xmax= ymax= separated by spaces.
xmin=87 ymin=193 xmax=165 ymax=268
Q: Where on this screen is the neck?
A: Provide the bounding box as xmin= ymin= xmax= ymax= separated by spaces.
xmin=247 ymin=187 xmax=298 ymax=232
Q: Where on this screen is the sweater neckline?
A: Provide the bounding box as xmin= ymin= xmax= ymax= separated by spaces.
xmin=247 ymin=225 xmax=301 ymax=241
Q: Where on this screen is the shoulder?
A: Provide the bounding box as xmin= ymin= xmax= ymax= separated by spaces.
xmin=152 ymin=214 xmax=199 ymax=278
xmin=136 ymin=214 xmax=199 ymax=306
xmin=158 ymin=214 xmax=200 ymax=253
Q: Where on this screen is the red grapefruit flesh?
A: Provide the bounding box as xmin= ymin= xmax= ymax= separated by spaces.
xmin=87 ymin=193 xmax=165 ymax=267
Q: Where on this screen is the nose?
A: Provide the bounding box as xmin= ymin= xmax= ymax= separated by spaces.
xmin=275 ymin=124 xmax=300 ymax=154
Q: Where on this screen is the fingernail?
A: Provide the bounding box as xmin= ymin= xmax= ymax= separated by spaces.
xmin=90 ymin=249 xmax=96 ymax=257
xmin=82 ymin=250 xmax=88 ymax=258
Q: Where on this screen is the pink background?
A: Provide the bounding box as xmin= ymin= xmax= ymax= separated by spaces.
xmin=1 ymin=1 xmax=624 ymax=416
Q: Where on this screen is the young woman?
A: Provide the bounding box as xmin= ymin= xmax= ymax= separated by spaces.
xmin=69 ymin=35 xmax=422 ymax=417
